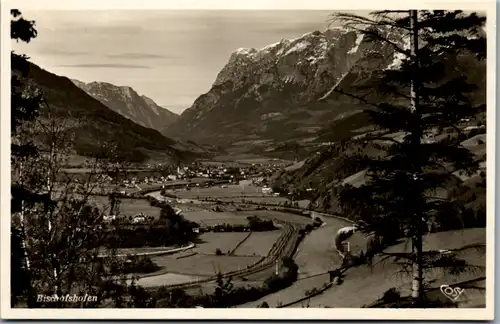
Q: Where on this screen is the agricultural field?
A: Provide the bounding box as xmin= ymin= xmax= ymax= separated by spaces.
xmin=210 ymin=153 xmax=291 ymax=166
xmin=151 ymin=254 xmax=261 ymax=276
xmin=298 ymin=228 xmax=486 ymax=308
xmin=168 ymin=184 xmax=269 ymax=199
xmin=88 ymin=195 xmax=162 ymax=218
xmin=154 ymin=182 xmax=308 ymax=207
xmin=238 ymin=210 xmax=313 ymax=226
xmin=133 ymin=273 xmax=199 ymax=288
xmin=214 ymin=197 xmax=290 ymax=205
xmin=193 ymin=232 xmax=251 ymax=255
xmin=232 ymin=230 xmax=284 ymax=257
xmin=181 ymin=210 xmax=249 ymax=226
xmin=99 ymin=246 xmax=181 ymax=256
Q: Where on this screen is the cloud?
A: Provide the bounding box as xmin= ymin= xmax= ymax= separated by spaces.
xmin=39 ymin=49 xmax=89 ymax=56
xmin=57 ymin=63 xmax=150 ymax=69
xmin=105 ymin=53 xmax=168 ymax=59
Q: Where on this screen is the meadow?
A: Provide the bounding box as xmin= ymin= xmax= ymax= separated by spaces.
xmin=300 ymin=228 xmax=486 ymax=308
xmin=238 ymin=210 xmax=313 ymax=226
xmin=232 ymin=230 xmax=284 ymax=257
xmin=151 ymin=254 xmax=262 ymax=276
xmin=181 ymin=210 xmax=249 ymax=226
xmin=193 ymin=232 xmax=252 ymax=255
xmin=88 ymin=195 xmax=162 ymax=218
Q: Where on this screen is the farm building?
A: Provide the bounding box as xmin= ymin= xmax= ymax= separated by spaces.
xmin=261 ymin=187 xmax=273 ymax=194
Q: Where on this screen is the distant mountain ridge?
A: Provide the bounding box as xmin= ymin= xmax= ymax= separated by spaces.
xmin=13 ymin=60 xmax=205 ymax=163
xmin=71 ymin=80 xmax=179 ymax=132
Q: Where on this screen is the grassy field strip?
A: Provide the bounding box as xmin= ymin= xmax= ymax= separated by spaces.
xmin=131 ymin=273 xmax=200 ymax=288
xmin=98 ymin=243 xmax=195 ymax=258
xmin=89 ymin=195 xmax=162 ymax=218
xmin=232 ymin=230 xmax=284 ymax=257
xmin=182 ymin=210 xmax=248 ymax=225
xmin=176 ymin=252 xmax=198 ymax=259
xmin=122 ymin=262 xmax=213 ymax=285
xmin=237 ymin=273 xmax=331 ymax=307
xmin=240 ymin=210 xmax=313 ymax=225
xmin=193 ymin=232 xmax=252 ymax=255
xmin=279 ymin=282 xmax=334 ymax=308
xmin=152 ymin=254 xmax=262 ymax=277
xmin=228 ymin=232 xmax=253 ymax=256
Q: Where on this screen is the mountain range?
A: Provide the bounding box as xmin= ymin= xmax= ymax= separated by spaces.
xmin=71 ymin=80 xmax=179 ymax=132
xmin=164 ymin=27 xmax=485 ymax=157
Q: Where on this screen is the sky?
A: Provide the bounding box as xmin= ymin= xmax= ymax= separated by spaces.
xmin=11 ymin=10 xmax=357 ymax=114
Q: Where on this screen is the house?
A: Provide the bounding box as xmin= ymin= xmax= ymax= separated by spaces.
xmin=262 ymin=187 xmax=273 ymax=195
xmin=132 ymin=217 xmax=145 ymax=224
xmin=132 ymin=213 xmax=147 ymax=224
xmin=103 ymin=215 xmax=116 ymax=222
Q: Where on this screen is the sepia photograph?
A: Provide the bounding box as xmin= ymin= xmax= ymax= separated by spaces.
xmin=1 ymin=0 xmax=495 ymax=320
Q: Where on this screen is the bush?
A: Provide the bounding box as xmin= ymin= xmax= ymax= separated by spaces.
xmin=305 ymin=287 xmax=319 ymax=297
xmin=281 ymin=257 xmax=299 ymax=281
xmin=119 ymin=255 xmax=160 ymax=274
xmin=258 ymin=301 xmax=270 ymax=308
xmin=264 ymin=274 xmax=289 ymax=292
xmin=313 ymin=219 xmax=323 ymax=228
xmin=215 ymin=248 xmax=223 ymax=256
xmin=246 ymin=216 xmax=276 ymax=231
xmin=382 ymin=288 xmax=401 ymax=304
xmin=102 ymin=220 xmax=198 ymax=248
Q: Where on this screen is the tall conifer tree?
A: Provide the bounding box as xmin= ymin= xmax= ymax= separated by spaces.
xmin=330 ymin=10 xmax=486 ymax=305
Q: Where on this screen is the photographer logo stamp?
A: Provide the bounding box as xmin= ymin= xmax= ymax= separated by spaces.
xmin=440 ymin=285 xmax=465 ymax=301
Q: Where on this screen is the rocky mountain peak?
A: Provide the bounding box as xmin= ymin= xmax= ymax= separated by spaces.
xmin=71 ymin=80 xmax=178 ymax=131
xmin=164 ymin=24 xmax=483 ymax=155
xmin=165 ymin=27 xmax=401 ymax=146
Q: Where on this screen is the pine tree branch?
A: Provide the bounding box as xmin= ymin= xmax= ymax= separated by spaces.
xmin=330 ymin=12 xmax=412 ymax=31
xmin=346 ymin=25 xmax=410 ymax=57
xmin=329 ymin=88 xmax=379 ymax=109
